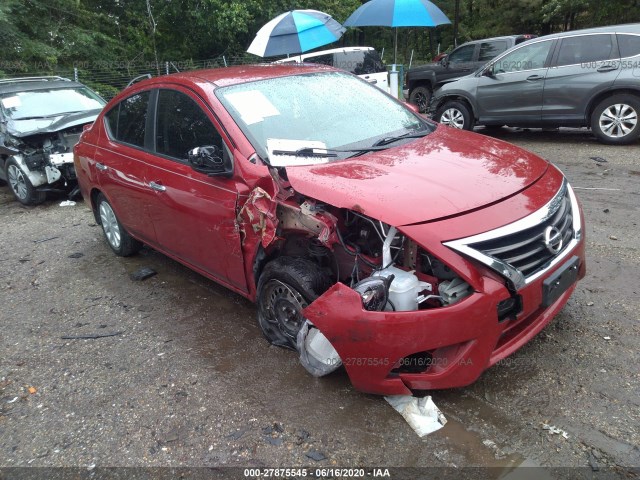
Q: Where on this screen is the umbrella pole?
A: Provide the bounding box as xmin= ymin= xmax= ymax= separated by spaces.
xmin=394 ymin=27 xmax=398 ymax=65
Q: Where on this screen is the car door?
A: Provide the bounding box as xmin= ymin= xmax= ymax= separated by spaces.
xmin=441 ymin=43 xmax=478 ymax=82
xmin=143 ymin=87 xmax=246 ymax=291
xmin=94 ymin=90 xmax=158 ymax=244
xmin=542 ymin=33 xmax=620 ymax=123
xmin=476 ymin=39 xmax=555 ymax=124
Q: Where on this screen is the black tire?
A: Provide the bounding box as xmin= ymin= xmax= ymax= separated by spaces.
xmin=257 ymin=256 xmax=330 ymax=350
xmin=435 ymin=100 xmax=475 ymax=130
xmin=95 ymin=193 xmax=142 ymax=257
xmin=408 ymin=85 xmax=432 ymax=114
xmin=591 ymin=94 xmax=640 ymax=145
xmin=4 ymin=158 xmax=46 ymax=206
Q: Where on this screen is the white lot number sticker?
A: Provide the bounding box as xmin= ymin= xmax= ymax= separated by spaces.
xmin=1 ymin=96 xmax=22 ymax=109
xmin=224 ymin=90 xmax=280 ymax=125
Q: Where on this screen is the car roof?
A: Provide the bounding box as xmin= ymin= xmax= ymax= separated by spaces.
xmin=127 ymin=63 xmax=339 ymax=90
xmin=0 ymin=77 xmax=87 ymax=95
xmin=462 ymin=34 xmax=537 ymax=45
xmin=538 ymin=22 xmax=640 ymax=39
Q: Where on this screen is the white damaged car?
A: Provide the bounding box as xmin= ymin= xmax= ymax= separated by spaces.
xmin=0 ymin=76 xmax=106 ymax=205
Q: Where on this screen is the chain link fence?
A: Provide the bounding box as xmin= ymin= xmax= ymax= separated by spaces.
xmin=0 ymin=54 xmax=258 ymax=100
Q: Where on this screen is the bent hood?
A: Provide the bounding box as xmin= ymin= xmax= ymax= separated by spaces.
xmin=286 ymin=126 xmax=549 ymax=226
xmin=7 ymin=109 xmax=102 ymax=137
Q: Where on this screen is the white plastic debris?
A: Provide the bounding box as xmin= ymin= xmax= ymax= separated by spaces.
xmin=59 ymin=200 xmax=76 ymax=207
xmin=385 ymin=395 xmax=447 ymax=437
xmin=542 ymin=423 xmax=569 ymax=439
xmin=297 ymin=321 xmax=342 ymax=377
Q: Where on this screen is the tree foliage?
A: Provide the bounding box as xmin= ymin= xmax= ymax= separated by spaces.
xmin=1 ymin=0 xmax=639 ymax=75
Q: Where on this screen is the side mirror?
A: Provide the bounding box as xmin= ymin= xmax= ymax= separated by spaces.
xmin=440 ymin=56 xmax=449 ymax=67
xmin=482 ymin=65 xmax=495 ymax=77
xmin=188 ymin=145 xmax=232 ymax=177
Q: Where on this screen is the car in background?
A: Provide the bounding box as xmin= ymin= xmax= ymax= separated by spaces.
xmin=275 ymin=46 xmax=389 ymax=92
xmin=74 ymin=64 xmax=585 ymax=395
xmin=0 ymin=76 xmax=106 ymax=205
xmin=405 ymin=34 xmax=536 ymax=112
xmin=431 ymin=24 xmax=640 ymax=145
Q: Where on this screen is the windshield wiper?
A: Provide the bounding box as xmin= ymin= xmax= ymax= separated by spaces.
xmin=14 ymin=110 xmax=85 ymax=121
xmin=271 ymin=147 xmax=338 ymax=158
xmin=371 ymin=130 xmax=430 ymax=147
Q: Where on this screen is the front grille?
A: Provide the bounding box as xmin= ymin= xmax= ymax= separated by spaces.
xmin=470 ymin=190 xmax=573 ymax=278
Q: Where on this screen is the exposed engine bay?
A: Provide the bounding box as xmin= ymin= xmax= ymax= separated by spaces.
xmin=241 ymin=178 xmax=476 ymax=377
xmin=1 ymin=125 xmax=84 ymax=192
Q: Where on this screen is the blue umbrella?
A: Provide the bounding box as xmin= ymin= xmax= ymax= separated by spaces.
xmin=248 ymin=10 xmax=346 ymax=58
xmin=344 ymin=0 xmax=451 ymax=63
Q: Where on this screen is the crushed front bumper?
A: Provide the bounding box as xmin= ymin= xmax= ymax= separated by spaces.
xmin=302 ymin=239 xmax=585 ymax=396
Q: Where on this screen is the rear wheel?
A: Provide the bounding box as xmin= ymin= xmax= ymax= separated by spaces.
xmin=591 ymin=95 xmax=640 ymax=145
xmin=96 ymin=193 xmax=142 ymax=256
xmin=257 ymin=256 xmax=330 ymax=350
xmin=408 ymin=85 xmax=432 ymax=114
xmin=5 ymin=158 xmax=46 ymax=206
xmin=435 ymin=100 xmax=475 ymax=130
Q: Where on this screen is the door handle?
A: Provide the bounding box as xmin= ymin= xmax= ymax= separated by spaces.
xmin=597 ymin=64 xmax=618 ymax=73
xmin=96 ymin=162 xmax=108 ymax=171
xmin=526 ymin=75 xmax=544 ymax=81
xmin=149 ymin=181 xmax=166 ymax=192
xmin=367 ymin=79 xmax=378 ymax=84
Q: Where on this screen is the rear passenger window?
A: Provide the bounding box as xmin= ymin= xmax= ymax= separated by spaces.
xmin=618 ymin=34 xmax=640 ymax=58
xmin=479 ymin=41 xmax=508 ymax=61
xmin=307 ymin=54 xmax=333 ymax=67
xmin=155 ymin=89 xmax=222 ymax=161
xmin=104 ymin=91 xmax=150 ymax=148
xmin=556 ymin=34 xmax=615 ymax=66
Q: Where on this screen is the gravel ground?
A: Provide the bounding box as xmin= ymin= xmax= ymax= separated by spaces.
xmin=0 ymin=127 xmax=638 ymax=478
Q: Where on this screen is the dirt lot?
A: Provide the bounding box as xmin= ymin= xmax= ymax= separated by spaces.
xmin=0 ymin=127 xmax=638 ymax=478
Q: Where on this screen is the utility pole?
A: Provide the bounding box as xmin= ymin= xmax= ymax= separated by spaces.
xmin=452 ymin=0 xmax=460 ymax=47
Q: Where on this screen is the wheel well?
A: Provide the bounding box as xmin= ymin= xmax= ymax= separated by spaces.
xmin=90 ymin=188 xmax=102 ymax=224
xmin=587 ymin=89 xmax=640 ymax=123
xmin=409 ymin=80 xmax=432 ymax=93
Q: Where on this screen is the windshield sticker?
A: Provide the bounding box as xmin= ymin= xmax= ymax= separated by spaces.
xmin=267 ymin=138 xmax=331 ymax=167
xmin=1 ymin=96 xmax=21 ymax=109
xmin=225 ymin=90 xmax=280 ymax=125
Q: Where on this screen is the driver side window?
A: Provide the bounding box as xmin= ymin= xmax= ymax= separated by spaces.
xmin=155 ymin=89 xmax=225 ymax=161
xmin=447 ymin=44 xmax=476 ymax=64
xmin=493 ymin=40 xmax=553 ymax=73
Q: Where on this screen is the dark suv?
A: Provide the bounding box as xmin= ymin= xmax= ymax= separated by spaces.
xmin=430 ymin=24 xmax=640 ymax=145
xmin=405 ymin=34 xmax=536 ymax=112
xmin=0 ymin=76 xmax=105 ymax=204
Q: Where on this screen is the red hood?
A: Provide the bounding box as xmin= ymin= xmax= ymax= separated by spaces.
xmin=286 ymin=126 xmax=549 ymax=226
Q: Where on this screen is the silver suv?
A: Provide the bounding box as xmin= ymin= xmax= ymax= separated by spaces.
xmin=430 ymin=24 xmax=640 ymax=145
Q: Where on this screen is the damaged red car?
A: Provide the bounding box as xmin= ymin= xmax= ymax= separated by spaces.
xmin=74 ymin=65 xmax=585 ymax=395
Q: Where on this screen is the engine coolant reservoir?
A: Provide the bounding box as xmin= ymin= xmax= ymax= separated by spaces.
xmin=373 ymin=266 xmax=431 ymax=311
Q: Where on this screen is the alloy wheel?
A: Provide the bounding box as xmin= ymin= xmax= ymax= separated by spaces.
xmin=599 ymin=103 xmax=638 ymax=138
xmin=7 ymin=164 xmax=28 ymax=200
xmin=99 ymin=201 xmax=122 ymax=250
xmin=440 ymin=108 xmax=466 ymax=129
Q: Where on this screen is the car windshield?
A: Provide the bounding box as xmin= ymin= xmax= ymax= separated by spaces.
xmin=0 ymin=87 xmax=105 ymax=120
xmin=216 ymin=72 xmax=431 ymax=166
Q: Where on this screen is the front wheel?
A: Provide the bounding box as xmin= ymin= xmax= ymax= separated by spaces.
xmin=96 ymin=193 xmax=142 ymax=256
xmin=408 ymin=86 xmax=432 ymax=114
xmin=257 ymin=256 xmax=330 ymax=350
xmin=591 ymin=95 xmax=640 ymax=145
xmin=5 ymin=158 xmax=46 ymax=205
xmin=435 ymin=101 xmax=475 ymax=130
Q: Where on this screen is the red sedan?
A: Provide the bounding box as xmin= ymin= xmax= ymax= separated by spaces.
xmin=74 ymin=64 xmax=585 ymax=395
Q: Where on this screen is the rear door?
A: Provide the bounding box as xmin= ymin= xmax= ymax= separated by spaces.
xmin=476 ymin=39 xmax=555 ymax=124
xmin=542 ymin=33 xmax=620 ymax=124
xmin=94 ymin=90 xmax=157 ymax=244
xmin=143 ymin=86 xmax=246 ymax=291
